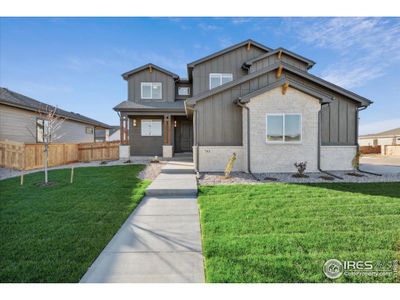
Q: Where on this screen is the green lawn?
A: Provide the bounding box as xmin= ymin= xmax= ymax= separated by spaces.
xmin=198 ymin=182 xmax=400 ymax=283
xmin=0 ymin=165 xmax=150 ymax=283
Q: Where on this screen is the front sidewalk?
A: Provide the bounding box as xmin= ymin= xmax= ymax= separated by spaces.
xmin=80 ymin=159 xmax=204 ymax=283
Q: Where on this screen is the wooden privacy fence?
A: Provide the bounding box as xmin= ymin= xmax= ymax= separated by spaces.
xmin=359 ymin=145 xmax=381 ymax=155
xmin=0 ymin=140 xmax=120 ymax=170
xmin=384 ymin=145 xmax=400 ymax=156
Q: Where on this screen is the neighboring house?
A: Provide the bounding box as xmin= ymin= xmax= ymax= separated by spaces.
xmin=0 ymin=87 xmax=110 ymax=144
xmin=108 ymin=126 xmax=120 ymax=141
xmin=114 ymin=39 xmax=373 ymax=172
xmin=359 ymin=128 xmax=400 ymax=150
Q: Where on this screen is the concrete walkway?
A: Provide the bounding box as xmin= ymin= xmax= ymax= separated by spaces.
xmin=80 ymin=156 xmax=204 ymax=283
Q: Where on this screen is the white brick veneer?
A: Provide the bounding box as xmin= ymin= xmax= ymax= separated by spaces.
xmin=197 ymin=146 xmax=245 ymax=172
xmin=320 ymin=146 xmax=356 ymax=171
xmin=247 ymin=87 xmax=321 ymax=173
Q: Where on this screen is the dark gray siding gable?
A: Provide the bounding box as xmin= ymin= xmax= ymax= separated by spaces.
xmin=192 ymin=45 xmax=266 ymax=96
xmin=250 ymin=53 xmax=309 ymax=73
xmin=127 ymin=68 xmax=175 ymax=102
xmin=286 ymin=73 xmax=358 ymax=145
xmin=196 ymin=71 xmax=277 ymax=146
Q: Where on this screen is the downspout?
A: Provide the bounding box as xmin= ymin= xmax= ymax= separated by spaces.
xmin=317 ymin=104 xmax=343 ymax=179
xmin=236 ymin=100 xmax=259 ymax=181
xmin=184 ymin=102 xmax=199 ymax=173
xmin=355 ymin=106 xmax=382 ymax=176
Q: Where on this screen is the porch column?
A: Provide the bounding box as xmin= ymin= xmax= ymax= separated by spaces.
xmin=119 ymin=113 xmax=130 ymax=159
xmin=120 ymin=113 xmax=129 ymax=145
xmin=162 ymin=114 xmax=173 ymax=158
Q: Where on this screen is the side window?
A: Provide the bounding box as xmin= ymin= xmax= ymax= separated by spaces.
xmin=209 ymin=73 xmax=233 ymax=89
xmin=266 ymin=114 xmax=302 ymax=143
xmin=36 ymin=118 xmax=49 ymax=143
xmin=141 ymin=82 xmax=162 ymax=99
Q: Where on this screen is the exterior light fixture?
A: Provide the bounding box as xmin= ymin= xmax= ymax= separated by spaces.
xmin=133 ymin=119 xmax=137 ymax=127
xmin=174 ymin=120 xmax=177 ymax=127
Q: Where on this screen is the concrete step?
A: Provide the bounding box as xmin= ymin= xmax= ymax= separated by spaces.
xmin=145 ymin=176 xmax=198 ymax=197
xmin=145 ymin=188 xmax=197 ymax=197
xmin=161 ymin=162 xmax=195 ymax=174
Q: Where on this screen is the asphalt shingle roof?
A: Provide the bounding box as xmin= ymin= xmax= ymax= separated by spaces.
xmin=0 ymin=87 xmax=111 ymax=128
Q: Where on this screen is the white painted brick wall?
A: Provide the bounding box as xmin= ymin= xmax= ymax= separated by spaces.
xmin=197 ymin=146 xmax=244 ymax=172
xmin=321 ymin=146 xmax=356 ymax=170
xmin=247 ymin=86 xmax=321 ymax=173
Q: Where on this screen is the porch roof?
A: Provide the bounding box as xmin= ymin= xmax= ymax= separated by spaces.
xmin=113 ymin=100 xmax=186 ymax=113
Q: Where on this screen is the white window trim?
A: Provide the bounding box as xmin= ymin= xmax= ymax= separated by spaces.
xmin=178 ymin=86 xmax=190 ymax=96
xmin=141 ymin=82 xmax=162 ymax=100
xmin=209 ymin=73 xmax=233 ymax=89
xmin=141 ymin=119 xmax=162 ymax=137
xmin=265 ymin=113 xmax=302 ymax=144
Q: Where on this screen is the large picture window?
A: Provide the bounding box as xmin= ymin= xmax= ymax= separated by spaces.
xmin=141 ymin=82 xmax=162 ymax=99
xmin=209 ymin=73 xmax=233 ymax=89
xmin=36 ymin=118 xmax=49 ymax=143
xmin=266 ymin=114 xmax=302 ymax=143
xmin=141 ymin=119 xmax=162 ymax=136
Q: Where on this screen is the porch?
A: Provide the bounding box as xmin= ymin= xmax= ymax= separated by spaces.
xmin=119 ymin=112 xmax=193 ymax=159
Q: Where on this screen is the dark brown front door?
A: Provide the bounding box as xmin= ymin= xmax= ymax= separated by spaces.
xmin=175 ymin=119 xmax=193 ymax=152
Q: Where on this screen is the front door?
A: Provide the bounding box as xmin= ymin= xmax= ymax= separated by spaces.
xmin=175 ymin=119 xmax=193 ymax=152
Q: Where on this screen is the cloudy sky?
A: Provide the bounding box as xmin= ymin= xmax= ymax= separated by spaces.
xmin=1 ymin=17 xmax=399 ymax=134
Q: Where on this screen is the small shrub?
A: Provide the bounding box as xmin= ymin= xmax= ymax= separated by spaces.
xmin=124 ymin=160 xmax=132 ymax=164
xmin=100 ymin=161 xmax=108 ymax=165
xmin=293 ymin=161 xmax=308 ymax=177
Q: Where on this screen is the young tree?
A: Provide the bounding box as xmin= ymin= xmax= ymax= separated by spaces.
xmin=28 ymin=106 xmax=65 ymax=184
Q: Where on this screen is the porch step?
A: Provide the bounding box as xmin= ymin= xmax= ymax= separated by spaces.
xmin=145 ymin=174 xmax=198 ymax=197
xmin=161 ymin=161 xmax=195 ymax=174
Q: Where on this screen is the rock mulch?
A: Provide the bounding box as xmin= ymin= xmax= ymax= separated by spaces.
xmin=199 ymin=171 xmax=400 ymax=185
xmin=137 ymin=162 xmax=164 ymax=180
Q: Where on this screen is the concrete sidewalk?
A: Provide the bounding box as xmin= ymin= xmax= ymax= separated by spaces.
xmin=80 ymin=159 xmax=204 ymax=283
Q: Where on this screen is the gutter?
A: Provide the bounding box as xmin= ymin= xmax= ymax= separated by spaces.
xmin=355 ymin=106 xmax=382 ymax=176
xmin=235 ymin=99 xmax=259 ymax=181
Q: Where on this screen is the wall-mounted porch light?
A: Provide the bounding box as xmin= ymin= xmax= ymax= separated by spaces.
xmin=133 ymin=119 xmax=137 ymax=127
xmin=174 ymin=120 xmax=177 ymax=127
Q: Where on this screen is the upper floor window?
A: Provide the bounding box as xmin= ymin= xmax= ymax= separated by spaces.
xmin=266 ymin=113 xmax=302 ymax=143
xmin=141 ymin=82 xmax=162 ymax=99
xmin=209 ymin=73 xmax=233 ymax=89
xmin=178 ymin=87 xmax=190 ymax=96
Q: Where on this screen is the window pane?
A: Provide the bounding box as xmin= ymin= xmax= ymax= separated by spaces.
xmin=152 ymin=83 xmax=162 ymax=99
xmin=151 ymin=120 xmax=162 ymax=136
xmin=36 ymin=119 xmax=44 ymax=142
xmin=210 ymin=75 xmax=220 ymax=89
xmin=221 ymin=74 xmax=233 ymax=84
xmin=266 ymin=115 xmax=283 ymax=142
xmin=178 ymin=87 xmax=190 ymax=96
xmin=141 ymin=120 xmax=152 ymax=136
xmin=141 ymin=84 xmax=151 ymax=98
xmin=285 ymin=115 xmax=301 ymax=142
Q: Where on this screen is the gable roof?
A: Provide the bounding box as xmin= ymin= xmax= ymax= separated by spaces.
xmin=244 ymin=47 xmax=316 ymax=70
xmin=359 ymin=127 xmax=400 ymax=138
xmin=187 ymin=39 xmax=272 ymax=68
xmin=121 ymin=63 xmax=180 ymax=80
xmin=186 ymin=61 xmax=373 ymax=107
xmin=0 ymin=87 xmax=111 ymax=129
xmin=237 ymin=76 xmax=333 ymax=104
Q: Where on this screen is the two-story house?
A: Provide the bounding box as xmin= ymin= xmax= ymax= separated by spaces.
xmin=114 ymin=39 xmax=372 ymax=173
